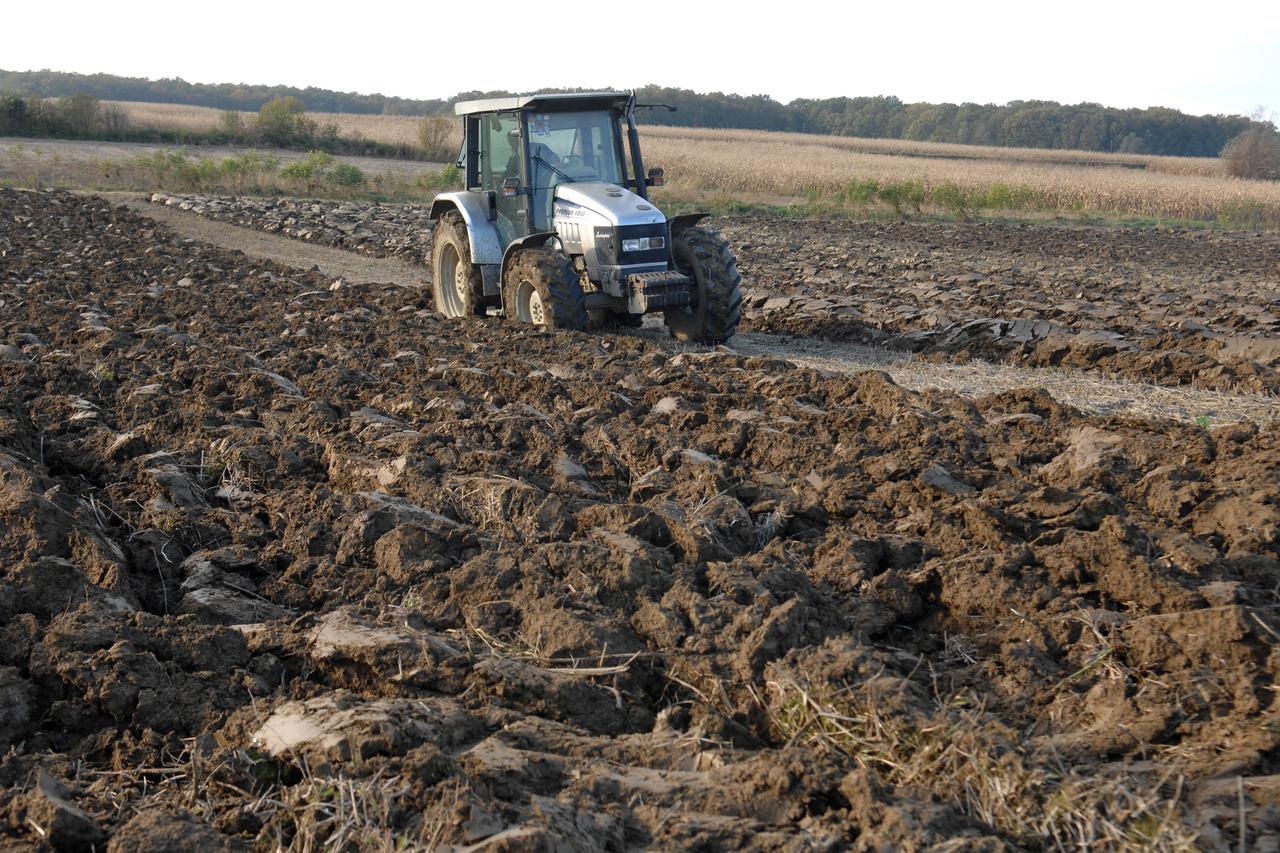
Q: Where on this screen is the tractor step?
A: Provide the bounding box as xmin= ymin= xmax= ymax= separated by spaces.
xmin=627 ymin=271 xmax=691 ymax=314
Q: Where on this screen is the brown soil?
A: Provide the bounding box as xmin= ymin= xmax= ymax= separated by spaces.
xmin=2 ymin=189 xmax=1278 ymax=851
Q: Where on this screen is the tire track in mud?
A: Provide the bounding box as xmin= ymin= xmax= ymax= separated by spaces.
xmin=120 ymin=194 xmax=1279 ymax=424
xmin=107 ymin=193 xmax=428 ymax=288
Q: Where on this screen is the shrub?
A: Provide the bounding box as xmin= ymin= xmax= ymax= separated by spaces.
xmin=57 ymin=94 xmax=100 ymax=136
xmin=279 ymin=151 xmax=369 ymax=194
xmin=132 ymin=150 xmax=222 ymax=191
xmin=1221 ymin=128 xmax=1280 ymax=180
xmin=932 ymin=181 xmax=974 ymax=218
xmin=219 ymin=110 xmax=251 ymax=144
xmin=984 ymin=182 xmax=1014 ymax=209
xmin=878 ymin=180 xmax=925 ymax=215
xmin=257 ymin=96 xmax=315 ymax=147
xmin=842 ymin=178 xmax=879 ymax=203
xmin=219 ymin=152 xmax=280 ymax=192
xmin=0 ymin=94 xmax=29 ymax=135
xmin=98 ymin=103 xmax=130 ymax=138
xmin=327 ymin=162 xmax=365 ymax=187
xmin=418 ymin=115 xmax=456 ymax=161
xmin=280 ymin=150 xmax=335 ymax=182
xmin=413 ymin=163 xmax=462 ymax=193
xmin=313 ymin=122 xmax=340 ymax=148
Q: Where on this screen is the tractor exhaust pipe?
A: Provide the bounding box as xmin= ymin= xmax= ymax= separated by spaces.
xmin=625 ymin=91 xmax=648 ymax=201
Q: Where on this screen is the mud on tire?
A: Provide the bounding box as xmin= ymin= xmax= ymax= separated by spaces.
xmin=504 ymin=248 xmax=589 ymax=331
xmin=431 ymin=211 xmax=485 ymax=318
xmin=664 ymin=225 xmax=742 ymax=345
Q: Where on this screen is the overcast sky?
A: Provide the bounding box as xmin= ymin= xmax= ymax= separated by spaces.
xmin=7 ymin=0 xmax=1278 ymax=119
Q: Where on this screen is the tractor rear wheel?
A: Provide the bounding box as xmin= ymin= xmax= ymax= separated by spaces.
xmin=504 ymin=248 xmax=588 ymax=331
xmin=663 ymin=225 xmax=742 ymax=345
xmin=431 ymin=211 xmax=484 ymax=318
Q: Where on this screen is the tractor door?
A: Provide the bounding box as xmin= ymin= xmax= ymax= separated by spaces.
xmin=478 ymin=112 xmax=531 ymax=248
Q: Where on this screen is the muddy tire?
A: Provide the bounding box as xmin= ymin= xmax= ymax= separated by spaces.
xmin=663 ymin=225 xmax=742 ymax=345
xmin=431 ymin=211 xmax=485 ymax=318
xmin=504 ymin=248 xmax=588 ymax=331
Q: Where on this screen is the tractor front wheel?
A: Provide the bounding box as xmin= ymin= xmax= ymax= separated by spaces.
xmin=663 ymin=225 xmax=742 ymax=345
xmin=504 ymin=248 xmax=588 ymax=331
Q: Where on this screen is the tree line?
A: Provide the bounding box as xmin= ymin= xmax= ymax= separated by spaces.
xmin=0 ymin=69 xmax=436 ymax=117
xmin=0 ymin=91 xmax=421 ymax=159
xmin=1 ymin=69 xmax=1269 ymax=158
xmin=631 ymin=90 xmax=1263 ymax=158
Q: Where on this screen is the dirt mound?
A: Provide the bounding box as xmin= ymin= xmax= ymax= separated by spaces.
xmin=2 ymin=188 xmax=1278 ymax=849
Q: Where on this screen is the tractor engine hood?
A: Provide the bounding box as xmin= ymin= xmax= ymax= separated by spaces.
xmin=553 ymin=182 xmax=665 ymax=227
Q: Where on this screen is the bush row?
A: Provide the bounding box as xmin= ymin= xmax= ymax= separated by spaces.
xmin=0 ymin=93 xmax=427 ymax=160
xmin=107 ymin=149 xmax=461 ymax=200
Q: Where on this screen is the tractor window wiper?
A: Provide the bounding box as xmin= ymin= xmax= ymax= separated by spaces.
xmin=533 ymin=153 xmax=575 ymax=184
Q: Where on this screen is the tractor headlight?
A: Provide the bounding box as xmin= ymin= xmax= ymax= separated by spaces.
xmin=622 ymin=236 xmax=665 ymax=253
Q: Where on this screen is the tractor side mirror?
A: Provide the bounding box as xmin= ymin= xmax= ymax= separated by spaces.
xmin=502 ymin=177 xmax=520 ymax=197
xmin=646 ymin=167 xmax=665 ymax=187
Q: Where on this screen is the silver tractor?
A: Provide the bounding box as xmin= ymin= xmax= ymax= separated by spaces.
xmin=428 ymin=91 xmax=741 ymax=343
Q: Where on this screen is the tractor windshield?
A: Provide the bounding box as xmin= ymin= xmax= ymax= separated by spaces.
xmin=526 ymin=110 xmax=625 ymax=189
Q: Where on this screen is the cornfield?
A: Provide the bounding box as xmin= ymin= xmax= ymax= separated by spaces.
xmin=105 ymin=101 xmax=429 ymax=147
xmin=642 ymin=127 xmax=1280 ymax=225
xmin=645 ymin=125 xmax=1224 ymax=176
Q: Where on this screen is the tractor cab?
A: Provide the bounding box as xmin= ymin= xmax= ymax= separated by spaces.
xmin=428 ymin=91 xmax=740 ymax=343
xmin=455 ymin=92 xmax=663 ymax=249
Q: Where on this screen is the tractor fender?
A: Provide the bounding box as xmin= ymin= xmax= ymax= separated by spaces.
xmin=667 ymin=212 xmax=710 ymax=239
xmin=430 ymin=193 xmax=502 ymax=266
xmin=500 ymin=232 xmax=559 ymax=284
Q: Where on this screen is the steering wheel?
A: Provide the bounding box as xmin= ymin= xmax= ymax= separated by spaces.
xmin=561 ymin=155 xmax=585 ymax=169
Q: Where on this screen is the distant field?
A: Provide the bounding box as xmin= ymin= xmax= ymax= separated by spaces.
xmin=107 ymin=101 xmax=429 ymax=148
xmin=642 ymin=126 xmax=1280 ymax=226
xmin=39 ymin=101 xmax=1280 ymax=227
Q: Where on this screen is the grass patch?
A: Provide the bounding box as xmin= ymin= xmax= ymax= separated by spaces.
xmin=5 ymin=144 xmax=461 ymax=202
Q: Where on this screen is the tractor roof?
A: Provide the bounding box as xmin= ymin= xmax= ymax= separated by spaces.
xmin=454 ymin=91 xmax=630 ymax=116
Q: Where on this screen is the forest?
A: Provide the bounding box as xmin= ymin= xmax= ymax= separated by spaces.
xmin=0 ymin=68 xmax=1265 ymax=157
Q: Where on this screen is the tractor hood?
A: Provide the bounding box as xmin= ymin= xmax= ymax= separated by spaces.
xmin=553 ymin=182 xmax=665 ymax=227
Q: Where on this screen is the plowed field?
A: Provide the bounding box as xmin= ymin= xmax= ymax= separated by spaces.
xmin=1 ymin=189 xmax=1278 ymax=851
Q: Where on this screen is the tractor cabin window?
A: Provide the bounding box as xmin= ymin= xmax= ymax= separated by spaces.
xmin=480 ymin=113 xmax=523 ymax=192
xmin=526 ymin=110 xmax=625 ymax=188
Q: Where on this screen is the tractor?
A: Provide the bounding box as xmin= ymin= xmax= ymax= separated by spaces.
xmin=427 ymin=91 xmax=741 ymax=343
